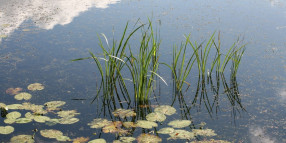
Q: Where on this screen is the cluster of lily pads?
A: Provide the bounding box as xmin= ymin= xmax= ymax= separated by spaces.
xmin=0 ymin=83 xmax=81 ymax=142
xmin=87 ymin=105 xmax=231 ymax=143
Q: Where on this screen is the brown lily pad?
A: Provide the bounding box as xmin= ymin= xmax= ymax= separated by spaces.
xmin=6 ymin=87 xmax=23 ymax=95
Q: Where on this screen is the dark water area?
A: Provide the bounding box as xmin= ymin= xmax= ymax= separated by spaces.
xmin=0 ymin=0 xmax=286 ymax=142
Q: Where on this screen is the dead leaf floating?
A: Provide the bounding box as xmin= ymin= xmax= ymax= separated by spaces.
xmin=6 ymin=87 xmax=23 ymax=95
xmin=27 ymin=83 xmax=44 ymax=91
xmin=154 ymin=105 xmax=176 ymax=116
xmin=112 ymin=108 xmax=136 ymax=118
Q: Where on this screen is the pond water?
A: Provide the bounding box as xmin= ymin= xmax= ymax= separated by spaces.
xmin=0 ymin=0 xmax=286 ymax=142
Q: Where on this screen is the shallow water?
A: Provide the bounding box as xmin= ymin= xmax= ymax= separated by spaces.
xmin=0 ymin=0 xmax=286 ymax=142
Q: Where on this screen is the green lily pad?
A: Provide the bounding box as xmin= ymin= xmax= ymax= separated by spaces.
xmin=154 ymin=105 xmax=176 ymax=116
xmin=57 ymin=110 xmax=80 ymax=118
xmin=45 ymin=119 xmax=60 ymax=126
xmin=44 ymin=101 xmax=65 ymax=110
xmin=6 ymin=111 xmax=21 ymax=120
xmin=168 ymin=120 xmax=191 ymax=128
xmin=59 ymin=117 xmax=79 ymax=124
xmin=27 ymin=83 xmax=44 ymax=91
xmin=190 ymin=139 xmax=231 ymax=143
xmin=22 ymin=103 xmax=47 ymax=114
xmin=15 ymin=118 xmax=32 ymax=124
xmin=4 ymin=118 xmax=16 ymax=124
xmin=10 ymin=135 xmax=35 ymax=143
xmin=193 ymin=129 xmax=217 ymax=137
xmin=102 ymin=121 xmax=128 ymax=135
xmin=0 ymin=102 xmax=7 ymax=108
xmin=112 ymin=108 xmax=136 ymax=118
xmin=116 ymin=137 xmax=136 ymax=143
xmin=157 ymin=127 xmax=175 ymax=134
xmin=56 ymin=135 xmax=71 ymax=142
xmin=7 ymin=104 xmax=23 ymax=109
xmin=40 ymin=129 xmax=63 ymax=139
xmin=136 ymin=120 xmax=158 ymax=129
xmin=0 ymin=35 xmax=7 ymax=38
xmin=88 ymin=118 xmax=111 ymax=128
xmin=122 ymin=122 xmax=136 ymax=128
xmin=88 ymin=138 xmax=106 ymax=143
xmin=146 ymin=112 xmax=166 ymax=122
xmin=14 ymin=92 xmax=32 ymax=100
xmin=0 ymin=126 xmax=14 ymax=134
xmin=137 ymin=134 xmax=162 ymax=143
xmin=168 ymin=130 xmax=195 ymax=140
xmin=34 ymin=116 xmax=51 ymax=123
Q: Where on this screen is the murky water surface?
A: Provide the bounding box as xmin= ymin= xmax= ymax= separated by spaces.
xmin=1 ymin=0 xmax=286 ymax=142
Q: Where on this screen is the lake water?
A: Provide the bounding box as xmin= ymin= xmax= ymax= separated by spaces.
xmin=0 ymin=0 xmax=286 ymax=142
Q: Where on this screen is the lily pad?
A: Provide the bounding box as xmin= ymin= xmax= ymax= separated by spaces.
xmin=190 ymin=139 xmax=230 ymax=143
xmin=45 ymin=119 xmax=60 ymax=126
xmin=157 ymin=127 xmax=175 ymax=134
xmin=112 ymin=108 xmax=136 ymax=118
xmin=10 ymin=135 xmax=35 ymax=143
xmin=154 ymin=105 xmax=176 ymax=116
xmin=57 ymin=110 xmax=80 ymax=118
xmin=73 ymin=137 xmax=89 ymax=143
xmin=102 ymin=121 xmax=128 ymax=135
xmin=14 ymin=92 xmax=32 ymax=100
xmin=34 ymin=116 xmax=51 ymax=123
xmin=88 ymin=139 xmax=106 ymax=143
xmin=136 ymin=120 xmax=158 ymax=129
xmin=193 ymin=129 xmax=217 ymax=137
xmin=59 ymin=117 xmax=79 ymax=124
xmin=40 ymin=129 xmax=63 ymax=138
xmin=0 ymin=126 xmax=14 ymax=134
xmin=168 ymin=130 xmax=195 ymax=140
xmin=6 ymin=87 xmax=23 ymax=95
xmin=7 ymin=104 xmax=23 ymax=109
xmin=44 ymin=101 xmax=66 ymax=110
xmin=27 ymin=83 xmax=44 ymax=91
xmin=4 ymin=118 xmax=16 ymax=124
xmin=168 ymin=120 xmax=192 ymax=128
xmin=122 ymin=122 xmax=136 ymax=128
xmin=0 ymin=102 xmax=6 ymax=108
xmin=56 ymin=135 xmax=71 ymax=142
xmin=6 ymin=111 xmax=21 ymax=120
xmin=15 ymin=118 xmax=32 ymax=124
xmin=119 ymin=137 xmax=136 ymax=143
xmin=137 ymin=134 xmax=162 ymax=143
xmin=146 ymin=112 xmax=166 ymax=122
xmin=88 ymin=118 xmax=111 ymax=128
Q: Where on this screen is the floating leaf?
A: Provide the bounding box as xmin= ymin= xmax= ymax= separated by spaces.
xmin=22 ymin=103 xmax=47 ymax=114
xmin=154 ymin=105 xmax=176 ymax=115
xmin=40 ymin=129 xmax=63 ymax=138
xmin=45 ymin=119 xmax=60 ymax=126
xmin=122 ymin=122 xmax=136 ymax=128
xmin=59 ymin=117 xmax=79 ymax=124
xmin=4 ymin=119 xmax=15 ymax=124
xmin=0 ymin=102 xmax=6 ymax=108
xmin=193 ymin=129 xmax=217 ymax=137
xmin=136 ymin=120 xmax=157 ymax=129
xmin=6 ymin=87 xmax=23 ymax=95
xmin=168 ymin=120 xmax=191 ymax=128
xmin=6 ymin=111 xmax=21 ymax=120
xmin=14 ymin=92 xmax=32 ymax=100
xmin=22 ymin=29 xmax=30 ymax=32
xmin=157 ymin=127 xmax=175 ymax=134
xmin=88 ymin=118 xmax=111 ymax=128
xmin=34 ymin=116 xmax=51 ymax=123
xmin=10 ymin=135 xmax=35 ymax=143
xmin=44 ymin=101 xmax=66 ymax=110
xmin=7 ymin=104 xmax=23 ymax=109
xmin=168 ymin=130 xmax=195 ymax=140
xmin=27 ymin=83 xmax=44 ymax=91
xmin=102 ymin=121 xmax=128 ymax=135
xmin=56 ymin=135 xmax=71 ymax=142
xmin=15 ymin=118 xmax=32 ymax=124
xmin=190 ymin=139 xmax=230 ymax=143
xmin=0 ymin=126 xmax=14 ymax=134
xmin=137 ymin=134 xmax=162 ymax=143
xmin=88 ymin=139 xmax=106 ymax=143
xmin=146 ymin=112 xmax=166 ymax=122
xmin=118 ymin=137 xmax=136 ymax=143
xmin=112 ymin=109 xmax=136 ymax=118
xmin=0 ymin=35 xmax=7 ymax=38
xmin=57 ymin=110 xmax=80 ymax=118
xmin=73 ymin=137 xmax=89 ymax=143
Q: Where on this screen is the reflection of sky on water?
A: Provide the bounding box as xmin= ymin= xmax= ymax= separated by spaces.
xmin=277 ymin=87 xmax=286 ymax=101
xmin=249 ymin=125 xmax=276 ymax=143
xmin=0 ymin=0 xmax=120 ymax=43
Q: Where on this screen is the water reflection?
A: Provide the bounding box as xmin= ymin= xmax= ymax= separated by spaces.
xmin=0 ymin=0 xmax=120 ymax=43
xmin=249 ymin=125 xmax=276 ymax=143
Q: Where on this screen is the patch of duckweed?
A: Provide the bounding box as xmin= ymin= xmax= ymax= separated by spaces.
xmin=112 ymin=108 xmax=136 ymax=118
xmin=168 ymin=130 xmax=195 ymax=140
xmin=27 ymin=83 xmax=44 ymax=91
xmin=88 ymin=118 xmax=112 ymax=128
xmin=193 ymin=129 xmax=217 ymax=137
xmin=14 ymin=92 xmax=32 ymax=100
xmin=136 ymin=120 xmax=158 ymax=129
xmin=157 ymin=127 xmax=175 ymax=134
xmin=0 ymin=126 xmax=14 ymax=134
xmin=154 ymin=105 xmax=176 ymax=116
xmin=6 ymin=111 xmax=21 ymax=120
xmin=137 ymin=134 xmax=162 ymax=143
xmin=88 ymin=138 xmax=106 ymax=143
xmin=10 ymin=135 xmax=35 ymax=143
xmin=6 ymin=87 xmax=23 ymax=95
xmin=168 ymin=120 xmax=192 ymax=128
xmin=146 ymin=112 xmax=166 ymax=122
